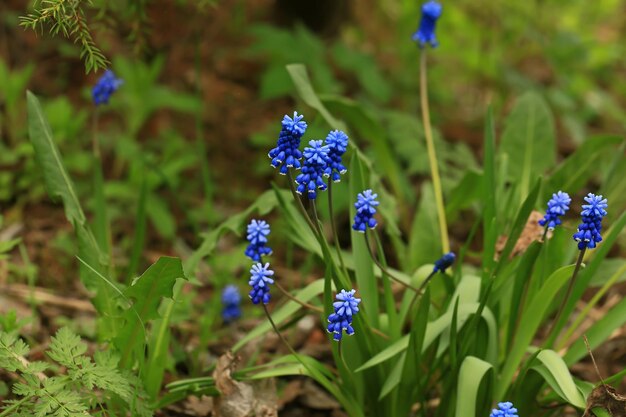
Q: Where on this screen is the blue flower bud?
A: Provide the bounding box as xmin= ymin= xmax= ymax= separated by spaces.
xmin=245 ymin=219 xmax=272 ymax=262
xmin=433 ymin=252 xmax=455 ymax=273
xmin=324 ymin=130 xmax=349 ymax=183
xmin=92 ymin=70 xmax=123 ymax=106
xmin=489 ymin=402 xmax=518 ymax=417
xmin=352 ymin=190 xmax=379 ymax=232
xmin=268 ymin=112 xmax=307 ymax=175
xmin=248 ymin=262 xmax=275 ymax=305
xmin=538 ymin=191 xmax=571 ymax=230
xmin=327 ymin=289 xmax=361 ymax=341
xmin=221 ymin=285 xmax=241 ymax=322
xmin=412 ymin=1 xmax=443 ymax=48
xmin=295 ymin=140 xmax=331 ymax=200
xmin=573 ymin=193 xmax=608 ymax=250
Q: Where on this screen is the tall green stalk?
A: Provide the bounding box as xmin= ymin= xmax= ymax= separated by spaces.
xmin=419 ymin=50 xmax=449 ymax=254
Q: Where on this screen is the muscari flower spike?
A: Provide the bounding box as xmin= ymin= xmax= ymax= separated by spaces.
xmin=412 ymin=0 xmax=443 ymax=48
xmin=324 ymin=130 xmax=349 ymax=182
xmin=433 ymin=252 xmax=456 ymax=273
xmin=92 ymin=69 xmax=123 ymax=106
xmin=327 ymin=289 xmax=361 ymax=341
xmin=221 ymin=285 xmax=241 ymax=322
xmin=352 ymin=189 xmax=379 ymax=232
xmin=295 ymin=140 xmax=331 ymax=200
xmin=573 ymin=193 xmax=608 ymax=250
xmin=248 ymin=262 xmax=275 ymax=305
xmin=268 ymin=112 xmax=307 ymax=175
xmin=539 ymin=191 xmax=571 ymax=230
xmin=489 ymin=402 xmax=519 ymax=417
xmin=245 ymin=219 xmax=272 ymax=262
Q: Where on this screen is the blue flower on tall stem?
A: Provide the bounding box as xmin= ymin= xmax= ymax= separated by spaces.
xmin=327 ymin=289 xmax=361 ymax=341
xmin=245 ymin=219 xmax=272 ymax=261
xmin=489 ymin=402 xmax=518 ymax=417
xmin=92 ymin=70 xmax=123 ymax=105
xmin=433 ymin=252 xmax=455 ymax=273
xmin=352 ymin=190 xmax=379 ymax=232
xmin=573 ymin=193 xmax=608 ymax=250
xmin=295 ymin=140 xmax=331 ymax=200
xmin=324 ymin=130 xmax=349 ymax=182
xmin=248 ymin=262 xmax=275 ymax=305
xmin=539 ymin=191 xmax=571 ymax=230
xmin=412 ymin=1 xmax=443 ymax=48
xmin=268 ymin=112 xmax=307 ymax=175
xmin=221 ymin=285 xmax=241 ymax=322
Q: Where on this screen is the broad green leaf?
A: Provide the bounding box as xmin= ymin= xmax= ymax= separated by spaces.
xmin=499 ymin=92 xmax=555 ymax=204
xmin=116 ymin=257 xmax=186 ymax=367
xmin=357 ymin=302 xmax=497 ymax=372
xmin=455 ymin=356 xmax=493 ymax=417
xmin=186 ymin=190 xmax=282 ymax=275
xmin=530 ymin=350 xmax=586 ymax=408
xmin=497 ymin=264 xmax=576 ymax=398
xmin=407 ymin=183 xmax=441 ymax=270
xmin=564 ymin=293 xmax=626 ymax=365
xmin=233 ymin=279 xmax=324 ymax=351
xmin=349 ymin=153 xmax=379 ymax=327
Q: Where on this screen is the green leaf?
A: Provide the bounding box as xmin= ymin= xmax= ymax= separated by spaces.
xmin=455 ymin=356 xmax=493 ymax=417
xmin=116 ymin=257 xmax=186 ymax=367
xmin=233 ymin=279 xmax=325 ymax=352
xmin=482 ymin=107 xmax=497 ymax=276
xmin=349 ymin=153 xmax=379 ymax=327
xmin=530 ymin=350 xmax=586 ymax=408
xmin=499 ymin=92 xmax=555 ymax=204
xmin=497 ymin=264 xmax=576 ymax=398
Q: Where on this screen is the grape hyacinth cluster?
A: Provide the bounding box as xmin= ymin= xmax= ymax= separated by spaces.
xmin=352 ymin=190 xmax=380 ymax=232
xmin=248 ymin=262 xmax=275 ymax=305
xmin=92 ymin=69 xmax=123 ymax=106
xmin=295 ymin=140 xmax=331 ymax=199
xmin=327 ymin=289 xmax=361 ymax=341
xmin=245 ymin=219 xmax=272 ymax=261
xmin=221 ymin=285 xmax=241 ymax=322
xmin=268 ymin=112 xmax=307 ymax=175
xmin=433 ymin=252 xmax=456 ymax=273
xmin=573 ymin=193 xmax=608 ymax=250
xmin=412 ymin=0 xmax=443 ymax=48
xmin=538 ymin=191 xmax=571 ymax=230
xmin=489 ymin=402 xmax=519 ymax=417
xmin=324 ymin=130 xmax=349 ymax=182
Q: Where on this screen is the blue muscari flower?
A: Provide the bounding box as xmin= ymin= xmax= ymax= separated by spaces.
xmin=245 ymin=219 xmax=272 ymax=262
xmin=327 ymin=289 xmax=361 ymax=341
xmin=323 ymin=130 xmax=349 ymax=182
xmin=268 ymin=112 xmax=307 ymax=175
xmin=92 ymin=69 xmax=123 ymax=105
xmin=295 ymin=140 xmax=331 ymax=200
xmin=248 ymin=262 xmax=274 ymax=305
xmin=539 ymin=191 xmax=571 ymax=230
xmin=433 ymin=252 xmax=456 ymax=273
xmin=352 ymin=190 xmax=379 ymax=232
xmin=412 ymin=0 xmax=443 ymax=48
xmin=221 ymin=285 xmax=241 ymax=322
xmin=489 ymin=402 xmax=518 ymax=417
xmin=573 ymin=193 xmax=608 ymax=250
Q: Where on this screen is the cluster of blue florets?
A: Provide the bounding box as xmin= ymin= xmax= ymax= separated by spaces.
xmin=327 ymin=289 xmax=361 ymax=341
xmin=245 ymin=219 xmax=272 ymax=261
xmin=268 ymin=112 xmax=307 ymax=175
xmin=489 ymin=402 xmax=518 ymax=417
xmin=221 ymin=285 xmax=241 ymax=322
xmin=92 ymin=69 xmax=123 ymax=106
xmin=248 ymin=262 xmax=275 ymax=305
xmin=433 ymin=252 xmax=456 ymax=273
xmin=352 ymin=190 xmax=379 ymax=232
xmin=412 ymin=0 xmax=442 ymax=48
xmin=324 ymin=130 xmax=349 ymax=182
xmin=573 ymin=193 xmax=608 ymax=250
xmin=295 ymin=140 xmax=331 ymax=199
xmin=539 ymin=191 xmax=571 ymax=230
xmin=269 ymin=113 xmax=349 ymax=200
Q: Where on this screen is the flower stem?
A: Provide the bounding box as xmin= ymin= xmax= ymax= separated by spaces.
xmin=419 ymin=50 xmax=449 ymax=254
xmin=364 ymin=230 xmax=418 ymax=292
xmin=310 ymin=199 xmax=324 ymax=238
xmin=547 ymin=248 xmax=586 ymax=346
xmin=328 ymin=180 xmax=349 ymax=278
xmin=404 ymin=270 xmax=437 ymax=326
xmin=286 ymin=169 xmax=318 ymax=236
xmin=92 ymin=108 xmax=100 ymax=159
xmin=274 ymin=281 xmax=323 ymax=313
xmin=262 ymin=304 xmax=302 ymax=358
